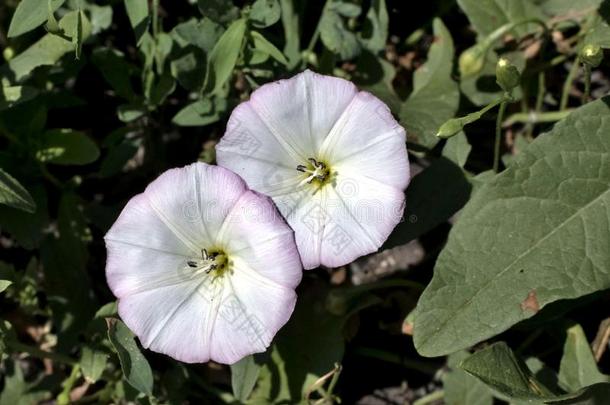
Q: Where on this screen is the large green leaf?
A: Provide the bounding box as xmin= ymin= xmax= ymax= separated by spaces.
xmin=203 ymin=18 xmax=247 ymax=94
xmin=7 ymin=0 xmax=66 ymax=38
xmin=0 ymin=168 xmax=36 ymax=213
xmin=400 ymin=18 xmax=459 ymax=148
xmin=107 ymin=318 xmax=153 ymax=396
xmin=320 ymin=4 xmax=362 ymax=60
xmin=457 ymin=0 xmax=545 ymax=38
xmin=413 ymin=97 xmax=610 ymax=357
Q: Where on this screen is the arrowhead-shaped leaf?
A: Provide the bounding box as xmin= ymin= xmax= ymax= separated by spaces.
xmin=414 ymin=97 xmax=610 ymax=357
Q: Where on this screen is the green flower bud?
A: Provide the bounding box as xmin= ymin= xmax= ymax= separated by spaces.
xmin=580 ymin=44 xmax=603 ymax=68
xmin=2 ymin=47 xmax=14 ymax=62
xmin=459 ymin=45 xmax=486 ymax=78
xmin=436 ymin=118 xmax=465 ymax=139
xmin=495 ymin=58 xmax=521 ymax=92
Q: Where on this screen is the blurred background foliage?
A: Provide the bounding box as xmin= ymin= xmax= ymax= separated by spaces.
xmin=1 ymin=0 xmax=610 ymax=403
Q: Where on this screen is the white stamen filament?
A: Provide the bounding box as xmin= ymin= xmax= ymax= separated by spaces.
xmin=187 ymin=249 xmax=219 ymax=274
xmin=296 ymin=158 xmax=328 ymax=186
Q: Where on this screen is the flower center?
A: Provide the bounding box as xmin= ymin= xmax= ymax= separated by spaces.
xmin=296 ymin=158 xmax=330 ymax=187
xmin=187 ymin=248 xmax=229 ymax=279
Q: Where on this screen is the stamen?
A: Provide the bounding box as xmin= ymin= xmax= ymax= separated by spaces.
xmin=296 ymin=158 xmax=329 ymax=186
xmin=186 ymin=248 xmax=226 ymax=276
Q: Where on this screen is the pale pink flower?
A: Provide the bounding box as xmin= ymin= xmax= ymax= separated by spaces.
xmin=216 ymin=70 xmax=409 ymax=269
xmin=104 ymin=163 xmax=302 ymax=364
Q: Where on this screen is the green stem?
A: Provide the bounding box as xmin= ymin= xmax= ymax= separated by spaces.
xmin=503 ymin=110 xmax=573 ymax=126
xmin=583 ymin=63 xmax=592 ymax=103
xmin=57 ymin=364 xmax=81 ymax=405
xmin=305 ymin=0 xmax=331 ymax=54
xmin=10 ymin=341 xmax=76 ymax=365
xmin=324 ymin=364 xmax=342 ymax=403
xmin=151 ymin=0 xmax=160 ymax=38
xmin=413 ymin=390 xmax=444 ymax=405
xmin=560 ymin=58 xmax=581 ymax=110
xmin=494 ymin=99 xmax=508 ymax=173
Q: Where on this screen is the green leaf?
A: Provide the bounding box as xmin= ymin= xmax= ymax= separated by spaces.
xmin=400 ymin=18 xmax=459 ymax=148
xmin=203 ymin=18 xmax=247 ymax=94
xmin=0 ymin=86 xmax=38 ymax=111
xmin=124 ymin=0 xmax=149 ymax=46
xmin=172 ymin=97 xmax=227 ymax=126
xmin=443 ymin=351 xmax=493 ymax=405
xmin=3 ymin=10 xmax=92 ymax=81
xmin=117 ymin=104 xmax=147 ymax=123
xmin=0 ymin=186 xmax=48 ymax=249
xmin=86 ymin=3 xmax=113 ymax=35
xmin=559 ymin=324 xmax=609 ymax=392
xmin=250 ymin=0 xmax=281 ymax=28
xmin=385 ymin=157 xmax=472 ymax=248
xmin=320 ymin=8 xmax=361 ymax=60
xmin=280 ymin=0 xmax=301 ymax=69
xmin=413 ymin=97 xmax=610 ymax=357
xmin=0 ymin=168 xmax=36 ymax=213
xmin=197 ymin=0 xmax=240 ymax=24
xmin=442 ymin=132 xmax=472 ymax=168
xmin=250 ymin=31 xmax=289 ymax=65
xmin=8 ymin=0 xmax=66 ymax=38
xmin=80 ymin=347 xmax=108 ymax=383
xmin=231 ymin=355 xmax=261 ymax=402
xmin=0 ymin=262 xmax=15 ymax=293
xmin=172 ymin=17 xmax=224 ymax=52
xmin=460 ymin=342 xmax=555 ymax=400
xmin=36 ymin=129 xmax=100 ymax=165
xmin=457 ymin=0 xmax=545 ymax=38
xmin=359 ymin=0 xmax=389 ymax=53
xmin=91 ymin=48 xmax=137 ymax=101
xmin=107 ymin=318 xmax=153 ymax=396
xmin=461 ymin=343 xmax=610 ymax=404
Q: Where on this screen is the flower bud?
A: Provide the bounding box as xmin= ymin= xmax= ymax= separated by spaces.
xmin=2 ymin=47 xmax=14 ymax=62
xmin=437 ymin=118 xmax=465 ymax=139
xmin=580 ymin=44 xmax=603 ymax=68
xmin=495 ymin=58 xmax=521 ymax=92
xmin=459 ymin=45 xmax=486 ymax=78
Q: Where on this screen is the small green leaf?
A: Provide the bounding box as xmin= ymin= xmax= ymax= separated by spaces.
xmin=559 ymin=324 xmax=610 ymax=392
xmin=320 ymin=8 xmax=361 ymax=60
xmin=231 ymin=355 xmax=261 ymax=402
xmin=8 ymin=0 xmax=66 ymax=38
xmin=250 ymin=31 xmax=288 ymax=65
xmin=124 ymin=0 xmax=150 ymax=46
xmin=197 ymin=0 xmax=240 ymax=24
xmin=250 ymin=0 xmax=281 ymax=28
xmin=36 ymin=129 xmax=100 ymax=165
xmin=460 ymin=342 xmax=554 ymax=400
xmin=117 ymin=104 xmax=147 ymax=123
xmin=172 ymin=97 xmax=227 ymax=126
xmin=80 ymin=347 xmax=108 ymax=383
xmin=400 ymin=18 xmax=459 ymax=148
xmin=0 ymin=86 xmax=38 ymax=111
xmin=443 ymin=351 xmax=493 ymax=405
xmin=359 ymin=0 xmax=389 ymax=53
xmin=442 ymin=132 xmax=472 ymax=168
xmin=413 ymin=97 xmax=610 ymax=357
xmin=107 ymin=318 xmax=153 ymax=396
xmin=203 ymin=18 xmax=247 ymax=94
xmin=172 ymin=17 xmax=224 ymax=52
xmin=0 ymin=168 xmax=36 ymax=213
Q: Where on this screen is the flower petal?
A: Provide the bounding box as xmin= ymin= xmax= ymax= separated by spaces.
xmin=217 ymin=190 xmax=302 ymax=288
xmin=144 ymin=163 xmax=247 ymax=249
xmin=117 ymin=276 xmax=219 ymax=363
xmin=320 ymin=91 xmax=410 ymax=190
xmin=105 ymin=194 xmax=195 ymax=297
xmin=216 ymin=70 xmax=358 ymax=194
xmin=208 ymin=263 xmax=297 ymax=364
xmin=319 ymin=174 xmax=405 ymax=268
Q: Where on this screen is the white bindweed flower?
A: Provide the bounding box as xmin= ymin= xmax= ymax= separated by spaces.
xmin=216 ymin=70 xmax=410 ymax=269
xmin=104 ymin=163 xmax=302 ymax=364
